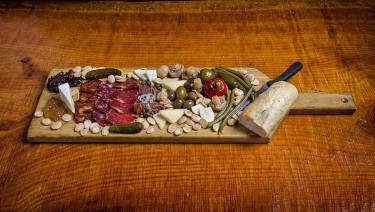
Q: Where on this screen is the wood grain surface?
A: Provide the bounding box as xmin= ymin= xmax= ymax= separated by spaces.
xmin=0 ymin=0 xmax=374 ymax=211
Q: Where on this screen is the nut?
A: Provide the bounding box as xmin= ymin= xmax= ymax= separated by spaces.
xmin=131 ymin=73 xmax=139 ymax=80
xmin=142 ymin=120 xmax=149 ymax=130
xmin=185 ymin=118 xmax=194 ymax=126
xmin=126 ymin=72 xmax=133 ymax=79
xmin=136 ymin=117 xmax=146 ymax=123
xmin=184 ymin=110 xmax=193 ymax=117
xmin=174 ymin=127 xmax=183 ymax=136
xmin=146 ymin=126 xmax=155 ymax=134
xmin=147 ymin=117 xmax=156 ymax=125
xmin=168 ymin=124 xmax=177 ymax=134
xmin=34 ymin=110 xmax=43 ymax=118
xmin=227 ymin=118 xmax=237 ymax=126
xmin=182 ymin=124 xmax=191 ymax=133
xmin=251 ymin=79 xmax=260 ymax=86
xmin=192 ymin=123 xmax=202 ymax=131
xmin=41 ymin=118 xmax=51 ymax=126
xmin=51 ymin=122 xmax=62 ymax=130
xmin=199 ymin=118 xmax=208 ymax=128
xmin=239 ymin=69 xmax=248 ymax=75
xmin=75 ymin=123 xmax=84 ymax=132
xmin=160 ymin=91 xmax=168 ymax=102
xmin=82 ymin=66 xmax=92 ymax=72
xmin=72 ymin=66 xmax=82 ymax=73
xmin=245 ymin=73 xmax=255 ymax=81
xmin=89 ymin=122 xmax=100 ymax=130
xmin=232 ymin=114 xmax=239 ymax=120
xmin=191 ymin=114 xmax=201 ymax=122
xmin=153 ymin=78 xmax=163 ymax=84
xmin=80 ymin=128 xmax=89 ymax=136
xmin=62 ymin=114 xmax=72 ymax=122
xmin=73 ymin=72 xmax=81 ymax=77
xmin=212 ymin=123 xmax=220 ymax=132
xmin=115 ymin=75 xmax=126 ymax=82
xmin=71 ymin=88 xmax=80 ymax=102
xmin=91 ymin=126 xmax=101 ymax=134
xmin=177 ymin=116 xmax=187 ymax=125
xmin=193 ymin=78 xmax=203 ymax=90
xmin=101 ymin=126 xmax=109 ymax=136
xmin=234 ymin=88 xmax=244 ymax=96
xmin=84 ymin=120 xmax=92 ymax=129
xmin=108 ymin=75 xmax=115 ymax=84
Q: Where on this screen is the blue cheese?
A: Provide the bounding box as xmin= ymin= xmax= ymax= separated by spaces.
xmin=58 ymin=83 xmax=75 ymax=113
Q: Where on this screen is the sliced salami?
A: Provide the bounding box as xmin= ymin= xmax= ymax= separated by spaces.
xmin=79 ymin=91 xmax=98 ymax=102
xmin=133 ymin=102 xmax=164 ymax=115
xmin=138 ymin=84 xmax=159 ymax=96
xmin=113 ymin=79 xmax=139 ymax=90
xmin=74 ymin=112 xmax=92 ymax=123
xmin=109 ymin=100 xmax=133 ymax=114
xmin=95 ymin=99 xmax=111 ymax=113
xmin=111 ymin=90 xmax=138 ymax=104
xmin=75 ymin=101 xmax=95 ymax=114
xmin=80 ymin=79 xmax=102 ymax=93
xmin=106 ymin=109 xmax=135 ymax=124
xmin=93 ymin=110 xmax=110 ymax=126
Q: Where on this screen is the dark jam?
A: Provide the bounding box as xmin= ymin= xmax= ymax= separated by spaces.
xmin=42 ymin=95 xmax=70 ymax=122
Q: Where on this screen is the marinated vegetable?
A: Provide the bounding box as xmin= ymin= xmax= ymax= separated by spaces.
xmin=109 ymin=122 xmax=143 ymax=133
xmin=203 ymin=78 xmax=228 ymax=98
xmin=85 ymin=68 xmax=122 ymax=80
xmin=199 ymin=68 xmax=217 ymax=83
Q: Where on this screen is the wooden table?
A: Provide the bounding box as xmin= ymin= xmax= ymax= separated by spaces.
xmin=0 ymin=1 xmax=374 ymax=210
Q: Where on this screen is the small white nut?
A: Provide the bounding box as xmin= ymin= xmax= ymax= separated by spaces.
xmin=192 ymin=123 xmax=202 ymax=131
xmin=185 ymin=118 xmax=194 ymax=126
xmin=203 ymin=98 xmax=211 ymax=106
xmin=165 ymin=104 xmax=174 ymax=108
xmin=71 ymin=88 xmax=80 ymax=102
xmin=234 ymin=88 xmax=244 ymax=96
xmin=245 ymin=74 xmax=255 ymax=82
xmin=136 ymin=117 xmax=146 ymax=123
xmin=239 ymin=69 xmax=248 ymax=75
xmin=82 ymin=66 xmax=92 ymax=72
xmin=108 ymin=75 xmax=115 ymax=84
xmin=80 ymin=128 xmax=89 ymax=136
xmin=251 ymin=79 xmax=260 ymax=86
xmin=75 ymin=123 xmax=84 ymax=132
xmin=126 ymin=72 xmax=133 ymax=79
xmin=147 ymin=117 xmax=156 ymax=125
xmin=91 ymin=126 xmax=101 ymax=134
xmin=41 ymin=118 xmax=51 ymax=126
xmin=177 ymin=116 xmax=187 ymax=125
xmin=191 ymin=114 xmax=201 ymax=122
xmin=227 ymin=118 xmax=237 ymax=126
xmin=115 ymin=75 xmax=126 ymax=82
xmin=62 ymin=114 xmax=72 ymax=122
xmin=101 ymin=126 xmax=109 ymax=136
xmin=72 ymin=66 xmax=82 ymax=73
xmin=34 ymin=110 xmax=43 ymax=118
xmin=160 ymin=91 xmax=168 ymax=102
xmin=199 ymin=118 xmax=208 ymax=128
xmin=182 ymin=124 xmax=191 ymax=133
xmin=233 ymin=99 xmax=241 ymax=106
xmin=153 ymin=78 xmax=163 ymax=84
xmin=184 ymin=110 xmax=193 ymax=117
xmin=84 ymin=120 xmax=92 ymax=129
xmin=146 ymin=126 xmax=155 ymax=134
xmin=89 ymin=122 xmax=100 ymax=130
xmin=73 ymin=72 xmax=81 ymax=77
xmin=168 ymin=124 xmax=177 ymax=134
xmin=132 ymin=73 xmax=140 ymax=80
xmin=212 ymin=123 xmax=220 ymax=132
xmin=142 ymin=120 xmax=150 ymax=130
xmin=174 ymin=127 xmax=183 ymax=136
xmin=232 ymin=114 xmax=239 ymax=120
xmin=81 ymin=70 xmax=89 ymax=79
xmin=237 ymin=111 xmax=243 ymax=116
xmin=51 ymin=122 xmax=62 ymax=130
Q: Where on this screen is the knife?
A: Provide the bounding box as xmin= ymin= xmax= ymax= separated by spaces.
xmin=233 ymin=62 xmax=303 ymax=116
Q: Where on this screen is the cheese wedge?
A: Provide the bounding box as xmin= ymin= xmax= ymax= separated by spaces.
xmin=146 ymin=70 xmax=157 ymax=82
xmin=153 ymin=112 xmax=167 ymax=129
xmin=58 ymin=83 xmax=75 ymax=113
xmin=162 ymin=80 xmax=187 ymax=91
xmin=133 ymin=69 xmax=147 ymax=81
xmin=160 ymin=109 xmax=185 ymax=124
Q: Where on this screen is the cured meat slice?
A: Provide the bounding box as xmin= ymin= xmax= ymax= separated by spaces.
xmin=74 ymin=112 xmax=92 ymax=123
xmin=109 ymin=100 xmax=133 ymax=114
xmin=133 ymin=102 xmax=164 ymax=115
xmin=93 ymin=110 xmax=110 ymax=126
xmin=95 ymin=82 xmax=116 ymax=102
xmin=111 ymin=90 xmax=138 ymax=104
xmin=113 ymin=79 xmax=139 ymax=90
xmin=80 ymin=79 xmax=102 ymax=93
xmin=138 ymin=84 xmax=159 ymax=96
xmin=95 ymin=99 xmax=111 ymax=113
xmin=106 ymin=109 xmax=134 ymax=124
xmin=75 ymin=101 xmax=95 ymax=114
xmin=79 ymin=91 xmax=98 ymax=102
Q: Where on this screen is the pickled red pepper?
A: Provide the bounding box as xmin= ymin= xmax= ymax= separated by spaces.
xmin=203 ymin=78 xmax=228 ymax=98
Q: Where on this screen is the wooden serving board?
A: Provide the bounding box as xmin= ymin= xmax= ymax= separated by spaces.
xmin=27 ymin=68 xmax=356 ymax=143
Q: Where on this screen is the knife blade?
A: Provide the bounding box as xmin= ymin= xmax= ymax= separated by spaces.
xmin=255 ymin=61 xmax=303 ymax=98
xmin=233 ymin=62 xmax=303 ymax=117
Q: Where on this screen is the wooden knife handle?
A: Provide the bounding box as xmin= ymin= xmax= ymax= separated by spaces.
xmin=290 ymin=93 xmax=356 ymax=115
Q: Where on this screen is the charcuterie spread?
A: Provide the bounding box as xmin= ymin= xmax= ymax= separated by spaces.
xmin=32 ymin=64 xmax=265 ymax=139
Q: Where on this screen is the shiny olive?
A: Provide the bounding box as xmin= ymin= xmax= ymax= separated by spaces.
xmin=175 ymin=86 xmax=187 ymax=99
xmin=187 ymin=92 xmax=198 ymax=101
xmin=183 ymin=81 xmax=191 ymax=92
xmin=200 ymin=68 xmax=217 ymax=83
xmin=184 ymin=100 xmax=195 ymax=109
xmin=173 ymin=99 xmax=185 ymax=109
xmin=167 ymin=91 xmax=176 ymax=101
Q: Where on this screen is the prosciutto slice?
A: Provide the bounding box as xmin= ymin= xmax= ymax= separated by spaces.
xmin=111 ymin=90 xmax=138 ymax=104
xmin=113 ymin=79 xmax=139 ymax=90
xmin=93 ymin=110 xmax=110 ymax=126
xmin=109 ymin=101 xmax=133 ymax=114
xmin=95 ymin=99 xmax=111 ymax=114
xmin=133 ymin=102 xmax=164 ymax=115
xmin=105 ymin=109 xmax=134 ymax=124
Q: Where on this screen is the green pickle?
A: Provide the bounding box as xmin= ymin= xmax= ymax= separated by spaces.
xmin=109 ymin=122 xmax=143 ymax=134
xmin=85 ymin=68 xmax=122 ymax=79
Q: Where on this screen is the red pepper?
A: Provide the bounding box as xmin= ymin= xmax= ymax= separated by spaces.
xmin=204 ymin=77 xmax=228 ymax=98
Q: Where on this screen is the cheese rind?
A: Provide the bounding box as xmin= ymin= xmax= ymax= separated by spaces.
xmin=58 ymin=83 xmax=75 ymax=113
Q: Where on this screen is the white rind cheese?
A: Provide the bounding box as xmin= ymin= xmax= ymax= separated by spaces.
xmin=58 ymin=83 xmax=75 ymax=113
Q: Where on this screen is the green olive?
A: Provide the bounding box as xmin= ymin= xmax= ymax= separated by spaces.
xmin=184 ymin=100 xmax=195 ymax=109
xmin=173 ymin=99 xmax=185 ymax=109
xmin=187 ymin=92 xmax=198 ymax=101
xmin=200 ymin=68 xmax=217 ymax=83
xmin=175 ymin=86 xmax=187 ymax=99
xmin=167 ymin=91 xmax=176 ymax=101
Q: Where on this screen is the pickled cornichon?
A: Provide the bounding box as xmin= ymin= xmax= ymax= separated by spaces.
xmin=85 ymin=68 xmax=122 ymax=79
xmin=109 ymin=122 xmax=143 ymax=134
